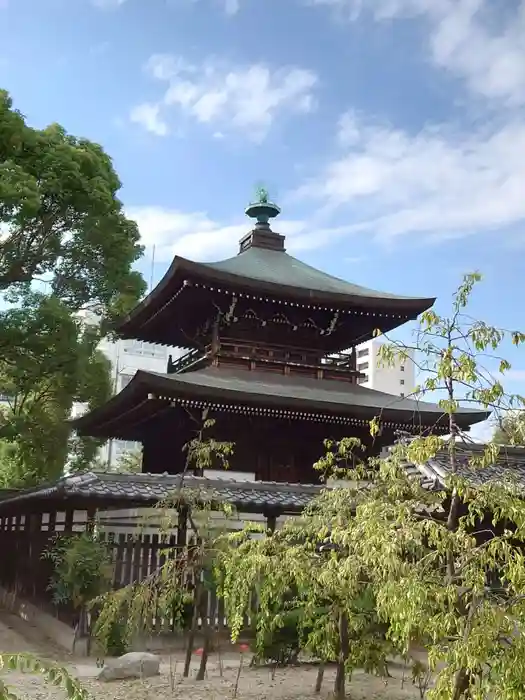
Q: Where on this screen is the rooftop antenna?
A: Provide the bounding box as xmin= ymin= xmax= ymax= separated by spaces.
xmin=149 ymin=244 xmax=156 ymax=293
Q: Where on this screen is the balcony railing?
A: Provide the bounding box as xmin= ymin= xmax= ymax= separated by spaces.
xmin=167 ymin=347 xmax=205 ymax=374
xmin=167 ymin=338 xmax=362 ymax=381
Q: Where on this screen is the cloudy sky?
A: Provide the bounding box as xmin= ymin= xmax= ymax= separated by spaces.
xmin=1 ymin=0 xmax=525 ymax=428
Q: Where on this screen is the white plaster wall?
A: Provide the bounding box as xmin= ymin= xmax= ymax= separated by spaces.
xmin=356 ymin=338 xmax=415 ymax=398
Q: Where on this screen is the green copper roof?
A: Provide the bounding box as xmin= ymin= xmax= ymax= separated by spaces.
xmin=203 ymin=246 xmax=426 ymax=302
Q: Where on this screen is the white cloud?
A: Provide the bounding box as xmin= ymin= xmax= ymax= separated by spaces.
xmin=127 ymin=206 xmax=354 ymax=262
xmin=222 ymin=0 xmax=240 ymax=14
xmin=308 ymin=0 xmax=525 ymax=107
xmin=130 ymin=55 xmax=318 ymax=141
xmin=91 ymin=0 xmax=127 ymax=8
xmin=290 ymin=1 xmax=525 ymax=245
xmin=91 ymin=0 xmax=241 ymax=12
xmin=129 ymin=103 xmax=169 ymax=136
xmin=295 ymin=110 xmax=525 ymax=242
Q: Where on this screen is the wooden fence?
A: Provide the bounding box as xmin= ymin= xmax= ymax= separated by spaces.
xmin=0 ymin=506 xmax=270 ymax=634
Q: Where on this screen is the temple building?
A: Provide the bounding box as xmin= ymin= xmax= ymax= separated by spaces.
xmin=0 ymin=194 xmax=493 ymax=633
xmin=72 ymin=193 xmax=486 ymax=484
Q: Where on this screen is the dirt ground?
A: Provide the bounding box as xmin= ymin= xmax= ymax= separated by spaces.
xmin=0 ymin=611 xmax=426 ymax=699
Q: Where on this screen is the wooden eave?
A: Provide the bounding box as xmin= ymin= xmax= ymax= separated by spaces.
xmin=70 ymin=368 xmax=488 ymax=441
xmin=116 ymin=254 xmax=435 ymax=342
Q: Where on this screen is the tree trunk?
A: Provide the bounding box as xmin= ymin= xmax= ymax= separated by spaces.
xmin=451 ymin=596 xmax=479 ymax=700
xmin=333 ymin=611 xmax=349 ymax=700
xmin=196 ymin=591 xmax=212 ymax=681
xmin=314 ymin=665 xmax=325 ymax=693
xmin=196 ymin=625 xmax=211 ymax=680
xmin=183 ymin=581 xmax=203 ymax=677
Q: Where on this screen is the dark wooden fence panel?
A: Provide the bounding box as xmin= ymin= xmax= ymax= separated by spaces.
xmin=0 ymin=507 xmax=262 ymax=635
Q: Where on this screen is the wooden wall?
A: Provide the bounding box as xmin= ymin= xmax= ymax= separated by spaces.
xmin=141 ymin=408 xmax=383 ymax=482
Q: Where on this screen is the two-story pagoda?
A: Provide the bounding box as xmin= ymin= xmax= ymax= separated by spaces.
xmin=73 ymin=194 xmax=486 ymax=484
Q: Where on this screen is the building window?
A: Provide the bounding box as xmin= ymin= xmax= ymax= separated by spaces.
xmin=113 ymin=440 xmax=139 ymax=456
xmin=400 ymin=392 xmax=405 ymax=398
xmin=400 ymin=379 xmax=405 ymax=385
xmin=400 ymin=365 xmax=405 ymax=372
xmin=357 ymin=348 xmax=369 ymax=359
xmin=358 ymin=362 xmax=369 ymax=372
xmin=357 ymin=375 xmax=368 ymax=384
xmin=121 ymin=339 xmax=167 ymax=360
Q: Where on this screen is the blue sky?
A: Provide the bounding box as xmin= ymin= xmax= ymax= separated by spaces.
xmin=1 ymin=0 xmax=525 ymax=433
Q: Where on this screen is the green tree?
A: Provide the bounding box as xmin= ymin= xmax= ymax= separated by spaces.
xmin=0 ymin=89 xmax=146 ymax=485
xmin=94 ymin=416 xmax=234 ymax=681
xmin=493 ymin=411 xmax=525 ymax=445
xmin=45 ymin=532 xmax=115 ymax=654
xmin=220 ymin=469 xmax=393 ymax=699
xmin=221 ymin=274 xmax=525 ymax=699
xmin=0 ymin=294 xmax=112 ymax=486
xmin=113 ymin=447 xmax=142 ymax=474
xmin=353 ymin=274 xmax=525 ymax=698
xmin=0 ymin=89 xmax=145 ymax=323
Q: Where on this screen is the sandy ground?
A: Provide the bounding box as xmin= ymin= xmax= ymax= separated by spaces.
xmin=0 ymin=611 xmax=426 ymax=699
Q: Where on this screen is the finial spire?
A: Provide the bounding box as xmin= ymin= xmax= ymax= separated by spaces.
xmin=245 ymin=185 xmax=281 ymax=230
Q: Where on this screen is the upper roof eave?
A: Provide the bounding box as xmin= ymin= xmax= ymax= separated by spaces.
xmin=116 ymin=253 xmax=435 ymax=337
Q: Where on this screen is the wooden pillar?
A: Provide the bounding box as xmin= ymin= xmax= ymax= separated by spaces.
xmin=266 ymin=513 xmax=277 ymax=533
xmin=64 ymin=508 xmax=74 ymax=534
xmin=28 ymin=511 xmax=43 ymax=600
xmin=86 ymin=506 xmax=97 ymax=533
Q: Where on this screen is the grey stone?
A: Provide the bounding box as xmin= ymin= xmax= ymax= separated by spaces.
xmin=97 ymin=652 xmax=160 ymax=682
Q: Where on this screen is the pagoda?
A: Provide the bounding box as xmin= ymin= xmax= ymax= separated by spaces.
xmin=72 ymin=192 xmax=486 ymax=484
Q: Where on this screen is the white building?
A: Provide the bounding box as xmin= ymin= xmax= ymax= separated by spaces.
xmin=98 ymin=337 xmax=171 ymax=466
xmin=72 ymin=310 xmax=177 ymax=468
xmin=355 ymin=338 xmax=415 ymax=398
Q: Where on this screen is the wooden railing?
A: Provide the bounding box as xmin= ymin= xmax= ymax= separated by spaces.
xmin=167 ymin=338 xmax=361 ymax=380
xmin=167 ymin=346 xmax=205 ymax=374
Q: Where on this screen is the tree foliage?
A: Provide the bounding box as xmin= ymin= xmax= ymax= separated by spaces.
xmin=493 ymin=411 xmax=525 ymax=446
xmin=219 ymin=480 xmax=392 ymax=698
xmin=0 ymin=89 xmax=145 ymax=322
xmin=94 ymin=416 xmax=234 ymax=679
xmin=0 ymin=293 xmax=112 ymax=486
xmin=0 ymin=90 xmax=146 ymax=486
xmin=45 ymin=532 xmax=114 ymax=610
xmin=113 ymin=447 xmax=143 ymax=474
xmin=0 ymin=654 xmax=88 ymax=700
xmin=220 ymin=274 xmax=525 ymax=699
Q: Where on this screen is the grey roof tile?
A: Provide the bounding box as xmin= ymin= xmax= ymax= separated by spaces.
xmin=403 ymin=443 xmax=525 ymax=490
xmin=0 ymin=472 xmax=324 ymax=512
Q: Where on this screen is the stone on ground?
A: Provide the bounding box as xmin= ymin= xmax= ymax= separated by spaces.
xmin=97 ymin=652 xmax=160 ymax=682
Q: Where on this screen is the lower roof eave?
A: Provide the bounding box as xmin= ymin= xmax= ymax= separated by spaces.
xmin=0 ymin=472 xmax=325 ymax=515
xmin=70 ymin=368 xmax=489 ymax=438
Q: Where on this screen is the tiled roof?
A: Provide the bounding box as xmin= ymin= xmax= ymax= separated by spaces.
xmin=0 ymin=472 xmax=325 ymax=513
xmin=71 ymin=366 xmax=488 ymax=439
xmin=202 ymin=246 xmax=432 ymax=304
xmin=117 ymin=242 xmax=435 ymax=347
xmin=404 ymin=443 xmax=525 ymax=491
